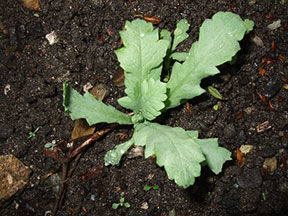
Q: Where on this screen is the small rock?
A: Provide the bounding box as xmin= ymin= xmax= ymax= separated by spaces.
xmin=83 ymin=82 xmax=93 ymax=92
xmin=45 ymin=31 xmax=59 ymax=45
xmin=202 ymin=113 xmax=218 ymax=126
xmin=4 ymin=84 xmax=11 ymax=95
xmin=168 ymin=209 xmax=176 ymax=216
xmin=257 ymin=147 xmax=275 ymax=158
xmin=141 ymin=202 xmax=149 ymax=210
xmin=260 ymin=79 xmax=282 ymax=99
xmin=267 ymin=20 xmax=281 ymax=31
xmin=237 ymin=168 xmax=262 ymax=189
xmin=262 ymin=157 xmax=277 ymax=175
xmin=251 ymin=35 xmax=264 ymax=47
xmin=244 ymin=107 xmax=255 ymax=115
xmin=248 ymin=0 xmax=257 ymax=6
xmin=0 ymin=155 xmax=31 ymax=207
xmin=127 ymin=146 xmax=144 ymax=159
xmin=238 ymin=130 xmax=247 ymax=142
xmin=240 ymin=145 xmax=254 ymax=154
xmin=223 ymin=124 xmax=236 ymax=138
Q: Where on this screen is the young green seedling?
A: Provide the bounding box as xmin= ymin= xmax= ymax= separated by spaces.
xmin=45 ymin=140 xmax=57 ymax=149
xmin=28 ymin=126 xmax=41 ymax=139
xmin=112 ymin=197 xmax=130 ymax=209
xmin=143 ymin=185 xmax=159 ymax=191
xmin=63 ymin=12 xmax=254 ymax=188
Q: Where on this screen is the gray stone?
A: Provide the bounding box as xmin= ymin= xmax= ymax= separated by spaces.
xmin=237 ymin=168 xmax=262 ymax=189
xmin=223 ymin=123 xmax=236 ymax=138
xmin=257 ymin=147 xmax=276 ymax=158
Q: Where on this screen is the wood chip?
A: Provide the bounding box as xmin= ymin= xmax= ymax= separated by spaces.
xmin=256 ymin=121 xmax=271 ymax=133
xmin=21 ymin=0 xmax=40 ymax=11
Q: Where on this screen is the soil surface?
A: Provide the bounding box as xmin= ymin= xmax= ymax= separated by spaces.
xmin=1 ymin=0 xmax=288 ymax=215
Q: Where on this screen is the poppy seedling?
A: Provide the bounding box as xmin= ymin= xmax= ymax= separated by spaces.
xmin=63 ymin=12 xmax=254 ymax=188
xmin=143 ymin=185 xmax=159 ymax=191
xmin=27 ymin=126 xmax=41 ymax=139
xmin=112 ymin=197 xmax=130 ymax=209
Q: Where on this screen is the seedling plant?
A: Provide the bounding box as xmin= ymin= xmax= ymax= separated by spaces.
xmin=28 ymin=126 xmax=41 ymax=139
xmin=63 ymin=12 xmax=254 ymax=188
xmin=45 ymin=140 xmax=57 ymax=149
xmin=143 ymin=185 xmax=159 ymax=191
xmin=112 ymin=197 xmax=131 ymax=209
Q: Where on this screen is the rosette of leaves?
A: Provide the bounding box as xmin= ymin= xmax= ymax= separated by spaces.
xmin=63 ymin=12 xmax=254 ymax=188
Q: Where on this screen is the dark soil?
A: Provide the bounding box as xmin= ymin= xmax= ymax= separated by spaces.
xmin=1 ymin=0 xmax=288 ymax=215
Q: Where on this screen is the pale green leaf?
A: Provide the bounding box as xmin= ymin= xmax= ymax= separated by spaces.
xmin=196 ymin=137 xmax=231 ymax=174
xmin=116 ymin=19 xmax=169 ymax=115
xmin=140 ymin=78 xmax=167 ymax=120
xmin=171 ymin=52 xmax=189 ymax=61
xmin=104 ymin=138 xmax=134 ymax=166
xmin=166 ymin=12 xmax=254 ymax=109
xmin=207 ymin=86 xmax=226 ymax=100
xmin=185 ymin=130 xmax=231 ymax=173
xmin=112 ymin=203 xmax=119 ymax=209
xmin=124 ymin=202 xmax=130 ymax=208
xmin=134 ymin=122 xmax=206 ymax=188
xmin=63 ymin=82 xmax=132 ymax=125
xmin=244 ymin=19 xmax=254 ymax=32
xmin=160 ymin=29 xmax=172 ymax=48
xmin=172 ymin=19 xmax=190 ymax=51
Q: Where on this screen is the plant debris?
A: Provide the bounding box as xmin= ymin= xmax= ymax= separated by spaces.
xmin=21 ymin=0 xmax=40 ymax=11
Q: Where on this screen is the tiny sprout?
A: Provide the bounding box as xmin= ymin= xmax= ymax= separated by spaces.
xmin=112 ymin=197 xmax=130 ymax=209
xmin=143 ymin=184 xmax=159 ymax=191
xmin=28 ymin=126 xmax=41 ymax=139
xmin=45 ymin=140 xmax=57 ymax=149
xmin=208 ymin=86 xmax=226 ymax=100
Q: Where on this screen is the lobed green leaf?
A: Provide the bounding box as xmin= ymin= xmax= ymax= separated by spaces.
xmin=63 ymin=81 xmax=132 ymax=125
xmin=134 ymin=122 xmax=206 ymax=188
xmin=171 ymin=19 xmax=190 ymax=51
xmin=166 ymin=12 xmax=254 ymax=109
xmin=186 ymin=131 xmax=231 ymax=174
xmin=116 ymin=19 xmax=169 ymax=118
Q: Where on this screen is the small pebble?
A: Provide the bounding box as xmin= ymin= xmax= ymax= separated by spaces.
xmin=45 ymin=31 xmax=59 ymax=45
xmin=141 ymin=202 xmax=149 ymax=210
xmin=267 ymin=20 xmax=281 ymax=30
xmin=4 ymin=84 xmax=11 ymax=95
xmin=262 ymin=157 xmax=277 ymax=175
xmin=257 ymin=147 xmax=276 ymax=158
xmin=237 ymin=168 xmax=262 ymax=189
xmin=248 ymin=0 xmax=257 ymax=6
xmin=240 ymin=145 xmax=253 ymax=154
xmin=260 ymin=79 xmax=281 ymax=99
xmin=127 ymin=146 xmax=144 ymax=159
xmin=223 ymin=123 xmax=236 ymax=138
xmin=251 ymin=35 xmax=264 ymax=47
xmin=83 ymin=82 xmax=93 ymax=92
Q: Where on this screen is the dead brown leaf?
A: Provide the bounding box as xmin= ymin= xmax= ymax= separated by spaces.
xmin=112 ymin=69 xmax=125 ymax=87
xmin=21 ymin=0 xmax=40 ymax=11
xmin=71 ymin=119 xmax=96 ymax=141
xmin=71 ymin=83 xmax=109 ymax=141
